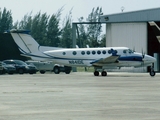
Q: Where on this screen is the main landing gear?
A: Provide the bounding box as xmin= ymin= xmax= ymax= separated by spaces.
xmin=94 ymin=70 xmax=107 ymax=76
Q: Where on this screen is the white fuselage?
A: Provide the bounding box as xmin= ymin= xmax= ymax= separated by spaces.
xmin=44 ymin=47 xmax=156 ymax=69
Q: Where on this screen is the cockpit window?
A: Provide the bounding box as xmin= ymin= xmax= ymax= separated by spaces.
xmin=128 ymin=49 xmax=134 ymax=53
xmin=123 ymin=49 xmax=134 ymax=54
xmin=123 ymin=50 xmax=127 ymax=53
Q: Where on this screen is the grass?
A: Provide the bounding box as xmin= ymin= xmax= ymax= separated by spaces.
xmin=76 ymin=67 xmax=94 ymax=72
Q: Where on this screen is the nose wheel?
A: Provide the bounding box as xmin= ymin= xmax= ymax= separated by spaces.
xmin=150 ymin=70 xmax=155 ymax=76
xmin=149 ymin=65 xmax=156 ymax=77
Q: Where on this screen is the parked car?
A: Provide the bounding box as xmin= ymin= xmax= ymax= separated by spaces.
xmin=0 ymin=61 xmax=4 ymax=74
xmin=26 ymin=61 xmax=72 ymax=74
xmin=2 ymin=62 xmax=16 ymax=74
xmin=3 ymin=60 xmax=38 ymax=74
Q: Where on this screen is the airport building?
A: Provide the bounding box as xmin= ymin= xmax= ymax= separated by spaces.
xmin=100 ymin=7 xmax=160 ymax=72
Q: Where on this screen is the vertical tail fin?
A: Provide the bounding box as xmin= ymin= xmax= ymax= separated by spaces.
xmin=9 ymin=30 xmax=40 ymax=54
xmin=7 ymin=29 xmax=61 ymax=61
xmin=148 ymin=21 xmax=160 ymax=43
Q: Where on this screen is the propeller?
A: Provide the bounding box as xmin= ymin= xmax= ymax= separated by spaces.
xmin=133 ymin=46 xmax=135 ymax=52
xmin=141 ymin=49 xmax=145 ymax=72
xmin=142 ymin=49 xmax=145 ymax=59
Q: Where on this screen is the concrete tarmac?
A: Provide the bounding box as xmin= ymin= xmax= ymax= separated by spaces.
xmin=0 ymin=72 xmax=160 ymax=120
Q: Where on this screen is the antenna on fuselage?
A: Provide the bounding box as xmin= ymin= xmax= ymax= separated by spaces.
xmin=76 ymin=45 xmax=79 ymax=48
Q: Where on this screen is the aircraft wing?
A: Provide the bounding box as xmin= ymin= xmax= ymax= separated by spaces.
xmin=90 ymin=55 xmax=120 ymax=65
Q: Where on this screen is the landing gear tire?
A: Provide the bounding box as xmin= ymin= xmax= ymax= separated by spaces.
xmin=94 ymin=71 xmax=99 ymax=76
xmin=150 ymin=70 xmax=155 ymax=77
xmin=53 ymin=66 xmax=60 ymax=74
xmin=101 ymin=71 xmax=107 ymax=76
xmin=150 ymin=64 xmax=156 ymax=77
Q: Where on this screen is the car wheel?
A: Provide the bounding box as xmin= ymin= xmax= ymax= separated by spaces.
xmin=53 ymin=66 xmax=60 ymax=74
xmin=8 ymin=72 xmax=13 ymax=75
xmin=0 ymin=70 xmax=3 ymax=75
xmin=65 ymin=70 xmax=71 ymax=74
xmin=18 ymin=69 xmax=24 ymax=74
xmin=40 ymin=70 xmax=45 ymax=74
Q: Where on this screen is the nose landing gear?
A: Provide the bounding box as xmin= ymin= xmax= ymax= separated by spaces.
xmin=149 ymin=64 xmax=156 ymax=77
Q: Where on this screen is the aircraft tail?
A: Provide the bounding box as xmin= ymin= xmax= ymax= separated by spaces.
xmin=7 ymin=29 xmax=62 ymax=61
xmin=148 ymin=21 xmax=160 ymax=43
xmin=7 ymin=30 xmax=51 ymax=61
xmin=9 ymin=30 xmax=40 ymax=54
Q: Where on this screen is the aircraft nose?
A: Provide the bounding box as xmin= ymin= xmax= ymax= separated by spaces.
xmin=144 ymin=55 xmax=156 ymax=63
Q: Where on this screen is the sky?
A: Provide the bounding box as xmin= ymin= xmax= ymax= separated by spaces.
xmin=1 ymin=0 xmax=160 ymax=23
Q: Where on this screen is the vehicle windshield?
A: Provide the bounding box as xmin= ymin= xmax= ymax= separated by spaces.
xmin=15 ymin=60 xmax=27 ymax=65
xmin=2 ymin=62 xmax=6 ymax=65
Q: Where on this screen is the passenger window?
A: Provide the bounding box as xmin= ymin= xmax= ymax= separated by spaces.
xmin=97 ymin=50 xmax=101 ymax=55
xmin=102 ymin=50 xmax=106 ymax=54
xmin=81 ymin=51 xmax=85 ymax=55
xmin=108 ymin=50 xmax=111 ymax=54
xmin=62 ymin=52 xmax=66 ymax=55
xmin=87 ymin=51 xmax=90 ymax=55
xmin=92 ymin=51 xmax=96 ymax=55
xmin=73 ymin=51 xmax=77 ymax=55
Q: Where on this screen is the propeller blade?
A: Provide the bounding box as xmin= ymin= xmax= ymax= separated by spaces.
xmin=142 ymin=49 xmax=145 ymax=59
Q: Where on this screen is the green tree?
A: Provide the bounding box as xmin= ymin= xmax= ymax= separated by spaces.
xmin=16 ymin=9 xmax=63 ymax=47
xmin=77 ymin=7 xmax=104 ymax=47
xmin=60 ymin=10 xmax=72 ymax=48
xmin=37 ymin=12 xmax=49 ymax=45
xmin=18 ymin=12 xmax=32 ymax=30
xmin=47 ymin=8 xmax=62 ymax=47
xmin=0 ymin=8 xmax=13 ymax=32
xmin=76 ymin=17 xmax=88 ymax=48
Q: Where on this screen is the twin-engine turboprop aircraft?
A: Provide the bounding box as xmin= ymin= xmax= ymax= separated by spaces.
xmin=8 ymin=29 xmax=156 ymax=76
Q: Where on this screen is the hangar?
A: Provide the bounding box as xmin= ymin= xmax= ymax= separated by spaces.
xmin=100 ymin=7 xmax=160 ymax=72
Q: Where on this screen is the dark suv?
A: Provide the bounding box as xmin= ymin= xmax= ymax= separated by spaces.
xmin=3 ymin=60 xmax=38 ymax=74
xmin=0 ymin=61 xmax=3 ymax=74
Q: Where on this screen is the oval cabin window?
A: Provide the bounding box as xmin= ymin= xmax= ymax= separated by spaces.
xmin=73 ymin=51 xmax=77 ymax=55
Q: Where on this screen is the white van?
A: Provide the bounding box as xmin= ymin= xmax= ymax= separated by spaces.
xmin=26 ymin=61 xmax=72 ymax=74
